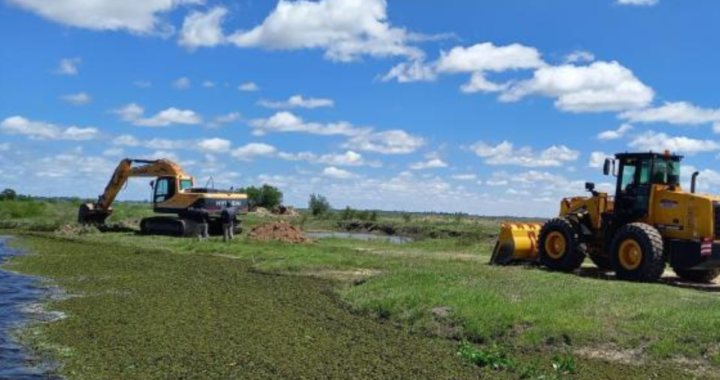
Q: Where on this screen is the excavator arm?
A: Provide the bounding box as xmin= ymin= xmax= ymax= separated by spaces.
xmin=78 ymin=159 xmax=189 ymax=225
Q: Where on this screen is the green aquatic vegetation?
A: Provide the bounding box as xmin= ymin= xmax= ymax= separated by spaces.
xmin=7 ymin=236 xmax=480 ymax=380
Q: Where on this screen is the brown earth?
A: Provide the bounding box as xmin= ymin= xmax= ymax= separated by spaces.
xmin=247 ymin=222 xmax=312 ymax=243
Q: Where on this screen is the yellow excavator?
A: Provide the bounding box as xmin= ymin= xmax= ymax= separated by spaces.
xmin=78 ymin=158 xmax=248 ymax=237
xmin=491 ymin=151 xmax=720 ymax=283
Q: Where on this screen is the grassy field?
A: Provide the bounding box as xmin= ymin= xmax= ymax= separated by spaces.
xmin=2 ymin=199 xmax=720 ymax=379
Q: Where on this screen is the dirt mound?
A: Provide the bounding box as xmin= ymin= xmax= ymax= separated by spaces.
xmin=248 ymin=222 xmax=311 ymax=244
xmin=277 ymin=206 xmax=299 ymax=216
xmin=251 ymin=207 xmax=273 ymax=217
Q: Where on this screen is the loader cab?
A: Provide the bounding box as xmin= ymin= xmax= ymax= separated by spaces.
xmin=608 ymin=152 xmax=682 ymax=222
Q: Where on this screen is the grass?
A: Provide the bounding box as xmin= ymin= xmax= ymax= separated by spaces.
xmin=2 ymin=199 xmax=720 ymax=379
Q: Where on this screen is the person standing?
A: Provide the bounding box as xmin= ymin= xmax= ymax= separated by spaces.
xmin=221 ymin=206 xmax=237 ymax=242
xmin=185 ymin=207 xmax=210 ymax=241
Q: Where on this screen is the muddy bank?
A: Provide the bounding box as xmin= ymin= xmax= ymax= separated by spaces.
xmin=336 ymin=220 xmax=491 ymax=240
xmin=0 ymin=237 xmax=63 ymax=380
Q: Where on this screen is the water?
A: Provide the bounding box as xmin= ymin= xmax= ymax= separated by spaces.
xmin=0 ymin=236 xmax=61 ymax=379
xmin=306 ymin=232 xmax=414 ymax=244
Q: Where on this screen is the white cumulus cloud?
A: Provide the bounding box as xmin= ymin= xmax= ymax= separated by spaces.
xmin=343 ymin=130 xmax=425 ymax=155
xmin=238 ymin=82 xmax=260 ymax=92
xmin=179 ymin=7 xmax=228 ymax=49
xmin=618 ymin=0 xmax=658 ymax=6
xmin=628 ymin=131 xmax=720 ymax=155
xmin=231 ymin=143 xmax=277 ymax=161
xmin=471 ymin=141 xmax=579 ymax=167
xmin=7 ymin=0 xmax=201 ymax=34
xmin=410 ymin=158 xmax=448 ymax=170
xmin=620 ymin=101 xmax=720 ymax=126
xmin=501 ymin=61 xmax=654 ymax=113
xmin=114 ymin=103 xmax=202 ymax=127
xmin=1 ymin=116 xmax=98 ymax=141
xmin=322 ymin=166 xmax=356 ymax=179
xmin=598 ymin=123 xmax=633 ymax=141
xmin=196 ymin=138 xmax=231 ymax=153
xmin=60 ymin=92 xmax=92 ymax=106
xmin=258 ymin=95 xmax=334 ymax=109
xmin=55 ymin=57 xmax=81 ymax=75
xmin=173 ymin=76 xmax=191 ymax=90
xmin=249 ymin=111 xmax=364 ymax=137
xmin=227 ymin=0 xmax=423 ymax=62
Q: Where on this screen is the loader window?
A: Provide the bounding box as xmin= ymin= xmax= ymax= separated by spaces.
xmin=652 ymin=159 xmax=681 ymax=185
xmin=620 ymin=165 xmax=637 ymax=192
xmin=638 ymin=160 xmax=652 ymax=186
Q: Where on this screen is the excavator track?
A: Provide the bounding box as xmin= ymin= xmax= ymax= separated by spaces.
xmin=140 ymin=216 xmax=200 ymax=237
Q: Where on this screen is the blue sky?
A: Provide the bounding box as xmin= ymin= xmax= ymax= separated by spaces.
xmin=2 ymin=0 xmax=720 ymax=216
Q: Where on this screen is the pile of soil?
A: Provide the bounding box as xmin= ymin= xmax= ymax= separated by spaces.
xmin=251 ymin=207 xmax=273 ymax=217
xmin=277 ymin=205 xmax=299 ymax=216
xmin=247 ymin=222 xmax=311 ymax=244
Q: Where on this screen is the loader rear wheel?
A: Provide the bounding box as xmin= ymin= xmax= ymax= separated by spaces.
xmin=611 ymin=223 xmax=665 ymax=282
xmin=673 ymin=268 xmax=720 ymax=284
xmin=538 ymin=218 xmax=585 ymax=272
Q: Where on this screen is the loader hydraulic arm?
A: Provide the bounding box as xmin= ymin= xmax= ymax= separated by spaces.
xmin=78 ymin=158 xmax=188 ymax=224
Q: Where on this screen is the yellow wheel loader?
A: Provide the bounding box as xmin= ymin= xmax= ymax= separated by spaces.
xmin=491 ymin=151 xmax=720 ymax=283
xmin=78 ymin=158 xmax=249 ymax=237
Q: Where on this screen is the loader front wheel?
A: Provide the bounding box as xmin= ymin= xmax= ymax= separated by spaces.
xmin=611 ymin=223 xmax=665 ymax=282
xmin=538 ymin=218 xmax=585 ymax=272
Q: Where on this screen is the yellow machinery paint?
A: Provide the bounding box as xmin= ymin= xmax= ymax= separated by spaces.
xmin=490 ymin=222 xmax=542 ymax=265
xmin=79 ymin=158 xmax=248 ymax=236
xmin=489 ymin=151 xmax=720 ymax=283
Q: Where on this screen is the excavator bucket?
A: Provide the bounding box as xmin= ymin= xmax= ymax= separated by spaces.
xmin=77 ymin=203 xmax=112 ymax=225
xmin=490 ymin=222 xmax=543 ymax=265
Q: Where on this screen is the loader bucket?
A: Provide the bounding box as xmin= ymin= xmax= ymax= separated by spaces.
xmin=77 ymin=203 xmax=112 ymax=225
xmin=490 ymin=222 xmax=543 ymax=265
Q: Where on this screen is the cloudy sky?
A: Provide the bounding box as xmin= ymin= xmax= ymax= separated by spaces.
xmin=1 ymin=0 xmax=720 ymax=216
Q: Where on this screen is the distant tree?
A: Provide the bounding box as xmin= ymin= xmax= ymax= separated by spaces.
xmin=309 ymin=194 xmax=331 ymax=217
xmin=239 ymin=185 xmax=283 ymax=210
xmin=369 ymin=211 xmax=378 ymax=222
xmin=0 ymin=188 xmax=17 ymax=201
xmin=340 ymin=206 xmax=356 ymax=220
xmin=401 ymin=212 xmax=412 ymax=223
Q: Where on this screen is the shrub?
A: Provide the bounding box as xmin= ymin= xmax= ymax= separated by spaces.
xmin=457 ymin=341 xmax=516 ymax=371
xmin=0 ymin=188 xmax=18 ymax=201
xmin=309 ymin=194 xmax=331 ymax=217
xmin=340 ymin=206 xmax=356 ymax=221
xmin=401 ymin=212 xmax=412 ymax=223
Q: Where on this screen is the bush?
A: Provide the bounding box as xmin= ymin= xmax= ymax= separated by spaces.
xmin=0 ymin=188 xmax=18 ymax=201
xmin=309 ymin=194 xmax=331 ymax=217
xmin=340 ymin=206 xmax=356 ymax=221
xmin=0 ymin=199 xmax=47 ymax=219
xmin=457 ymin=341 xmax=516 ymax=371
xmin=239 ymin=185 xmax=283 ymax=210
xmin=401 ymin=212 xmax=412 ymax=223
